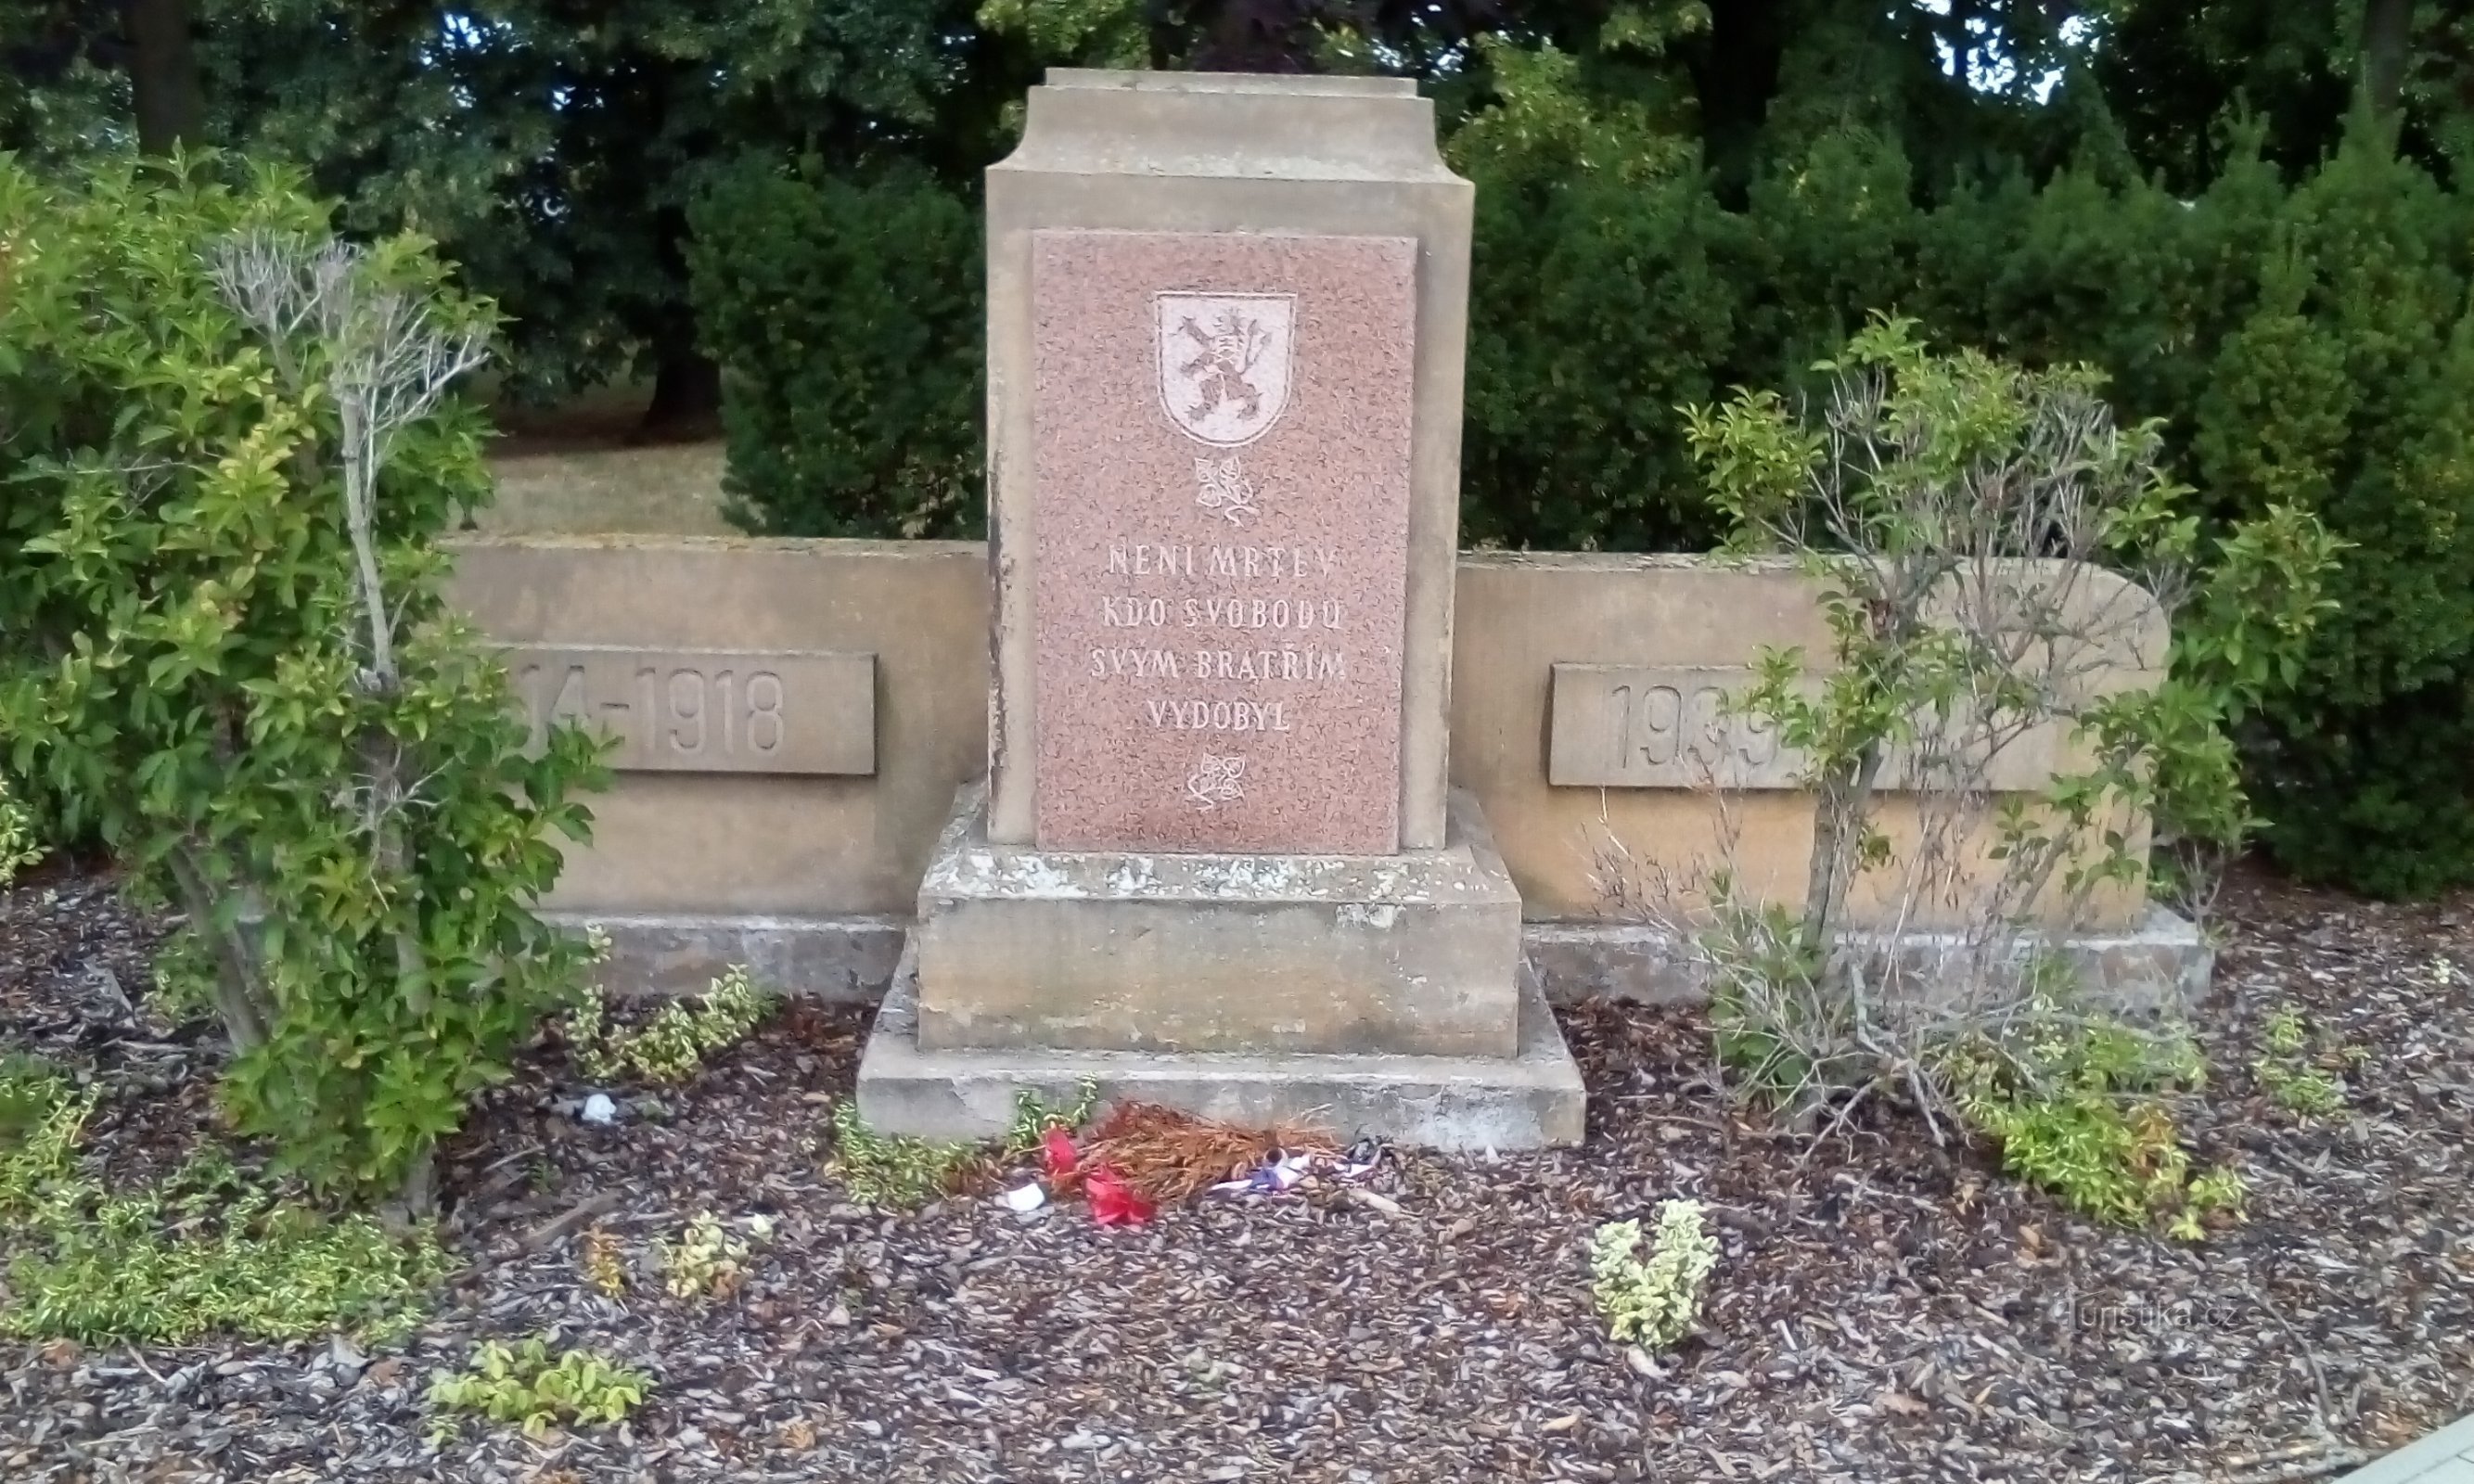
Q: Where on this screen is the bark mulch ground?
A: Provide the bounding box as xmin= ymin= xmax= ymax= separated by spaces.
xmin=1 ymin=862 xmax=2468 ymax=1483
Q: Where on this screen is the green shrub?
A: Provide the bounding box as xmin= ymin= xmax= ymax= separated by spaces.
xmin=2195 ymin=133 xmax=2474 ymax=897
xmin=686 ymin=162 xmax=983 ymax=539
xmin=0 ymin=157 xmax=609 ymax=1199
xmin=1002 ymin=1076 xmax=1099 ymax=1158
xmin=0 ymin=774 xmax=40 ymax=887
xmin=1941 ymin=994 xmax=2247 ymax=1241
xmin=428 ymin=1337 xmax=648 ymax=1441
xmin=564 ymin=964 xmax=777 ymax=1085
xmin=1919 ymin=128 xmax=2474 ymax=896
xmin=0 ymin=1059 xmax=449 ymax=1343
xmin=654 ymin=1210 xmax=773 ymax=1301
xmin=2250 ymin=1004 xmax=2353 ymax=1117
xmin=1589 ymin=1199 xmax=1719 ymax=1350
xmin=827 ymin=1100 xmax=981 ymax=1209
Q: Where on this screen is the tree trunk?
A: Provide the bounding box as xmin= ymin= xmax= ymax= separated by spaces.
xmin=637 ymin=346 xmax=722 ymax=441
xmin=124 ymin=0 xmax=204 ymax=155
xmin=2361 ymin=0 xmax=2414 ymax=117
xmin=166 ymin=844 xmax=273 ymax=1052
xmin=1687 ymin=0 xmax=1788 ymax=204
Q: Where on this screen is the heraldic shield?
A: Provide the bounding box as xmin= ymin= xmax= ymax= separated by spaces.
xmin=1155 ymin=291 xmax=1297 ymax=447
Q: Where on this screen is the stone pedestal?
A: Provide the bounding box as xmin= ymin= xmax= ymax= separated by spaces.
xmin=854 ymin=68 xmax=1584 ymax=1148
xmin=915 ymin=784 xmax=1522 ymax=1056
xmin=856 ymin=781 xmax=1583 ymax=1143
xmin=856 ymin=947 xmax=1583 ymax=1149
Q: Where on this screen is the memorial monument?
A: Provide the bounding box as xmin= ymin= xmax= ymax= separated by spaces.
xmin=854 ymin=69 xmax=1588 ymax=1145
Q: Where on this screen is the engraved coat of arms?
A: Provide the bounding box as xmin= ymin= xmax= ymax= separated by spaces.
xmin=1155 ymin=292 xmax=1296 ymax=447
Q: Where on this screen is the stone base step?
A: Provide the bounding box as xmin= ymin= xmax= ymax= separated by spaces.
xmin=854 ymin=939 xmax=1586 ymax=1150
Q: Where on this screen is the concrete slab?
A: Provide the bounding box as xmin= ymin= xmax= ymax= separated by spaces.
xmin=1522 ymin=905 xmax=2213 ymax=1015
xmin=856 ymin=938 xmax=1586 ymax=1149
xmin=548 ymin=909 xmax=904 ymax=1002
xmin=2341 ymin=1415 xmax=2474 ymax=1484
xmin=565 ymin=904 xmax=2211 ymax=1017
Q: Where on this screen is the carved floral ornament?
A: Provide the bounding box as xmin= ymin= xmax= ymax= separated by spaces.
xmin=1185 ymin=754 xmax=1247 ymax=812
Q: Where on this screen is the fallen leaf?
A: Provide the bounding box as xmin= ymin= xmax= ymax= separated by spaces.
xmin=1345 ymin=1187 xmax=1404 ymax=1218
xmin=1878 ymin=1388 xmax=1929 ymax=1418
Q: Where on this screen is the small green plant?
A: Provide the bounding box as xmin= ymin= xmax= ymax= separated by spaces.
xmin=1590 ymin=1199 xmax=1720 ymax=1350
xmin=565 ymin=966 xmax=776 ymax=1085
xmin=1941 ymin=991 xmax=2244 ymax=1239
xmin=427 ymin=1337 xmax=648 ymax=1441
xmin=0 ymin=1060 xmax=450 ymax=1343
xmin=581 ymin=1226 xmax=628 ymax=1297
xmin=827 ymin=1101 xmax=981 ymax=1209
xmin=0 ymin=776 xmax=42 ymax=888
xmin=1003 ymin=1077 xmax=1101 ymax=1158
xmin=2250 ymin=1004 xmax=2351 ymax=1117
xmin=653 ymin=1210 xmax=773 ymax=1301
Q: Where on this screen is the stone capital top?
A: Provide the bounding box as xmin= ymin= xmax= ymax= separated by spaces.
xmin=1042 ymin=69 xmax=1416 ymax=98
xmin=996 ymin=67 xmax=1463 ymax=185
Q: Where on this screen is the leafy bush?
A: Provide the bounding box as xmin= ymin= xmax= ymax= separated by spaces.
xmin=1003 ymin=1077 xmax=1100 ymax=1158
xmin=1939 ymin=990 xmax=2245 ymax=1241
xmin=0 ymin=158 xmax=608 ymax=1200
xmin=1918 ymin=128 xmax=2474 ymax=895
xmin=1588 ymin=1199 xmax=1719 ymax=1350
xmin=2189 ymin=134 xmax=2474 ymax=897
xmin=427 ymin=1337 xmax=648 ymax=1440
xmin=686 ymin=162 xmax=983 ymax=539
xmin=1661 ymin=322 xmax=2314 ymax=1235
xmin=827 ymin=1100 xmax=982 ymax=1209
xmin=0 ymin=1059 xmax=449 ymax=1343
xmin=0 ymin=775 xmax=40 ymax=888
xmin=654 ymin=1210 xmax=772 ymax=1301
xmin=564 ymin=964 xmax=777 ymax=1085
xmin=2250 ymin=1004 xmax=2353 ymax=1117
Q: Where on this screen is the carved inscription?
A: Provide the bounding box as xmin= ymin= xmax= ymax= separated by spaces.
xmin=1547 ymin=663 xmax=2059 ymax=792
xmin=1031 ymin=229 xmax=1416 ymax=853
xmin=508 ymin=646 xmax=875 ymax=775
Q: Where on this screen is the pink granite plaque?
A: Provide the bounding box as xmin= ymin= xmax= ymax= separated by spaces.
xmin=1032 ymin=230 xmax=1416 ymax=853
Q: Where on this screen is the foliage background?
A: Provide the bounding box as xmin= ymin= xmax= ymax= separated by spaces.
xmin=4 ymin=0 xmax=2471 ymax=893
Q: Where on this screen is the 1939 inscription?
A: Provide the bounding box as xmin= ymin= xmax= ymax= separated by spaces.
xmin=507 ymin=645 xmax=875 ymax=775
xmin=1547 ymin=663 xmax=2059 ymax=792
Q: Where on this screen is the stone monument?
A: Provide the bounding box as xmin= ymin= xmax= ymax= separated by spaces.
xmin=855 ymin=69 xmax=1585 ymax=1146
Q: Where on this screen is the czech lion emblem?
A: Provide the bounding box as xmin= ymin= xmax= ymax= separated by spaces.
xmin=1156 ymin=292 xmax=1296 ymax=447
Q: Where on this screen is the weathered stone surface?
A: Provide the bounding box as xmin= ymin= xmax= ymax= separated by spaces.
xmin=551 ymin=900 xmax=2209 ymax=1017
xmin=914 ymin=783 xmax=1522 ymax=1055
xmin=445 ymin=536 xmax=987 ymax=918
xmin=987 ymin=70 xmax=1472 ymax=851
xmin=544 ymin=909 xmax=904 ymax=1002
xmin=1450 ymin=551 xmax=2165 ymax=927
xmin=508 ymin=645 xmax=874 ymax=774
xmin=1520 ymin=905 xmax=2211 ymax=1014
xmin=859 ymin=938 xmax=1585 ymax=1149
xmin=1031 ymin=230 xmax=1416 ymax=852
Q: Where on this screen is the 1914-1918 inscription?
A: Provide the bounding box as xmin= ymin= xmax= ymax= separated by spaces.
xmin=509 ymin=645 xmax=875 ymax=775
xmin=1029 ymin=230 xmax=1417 ymax=854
